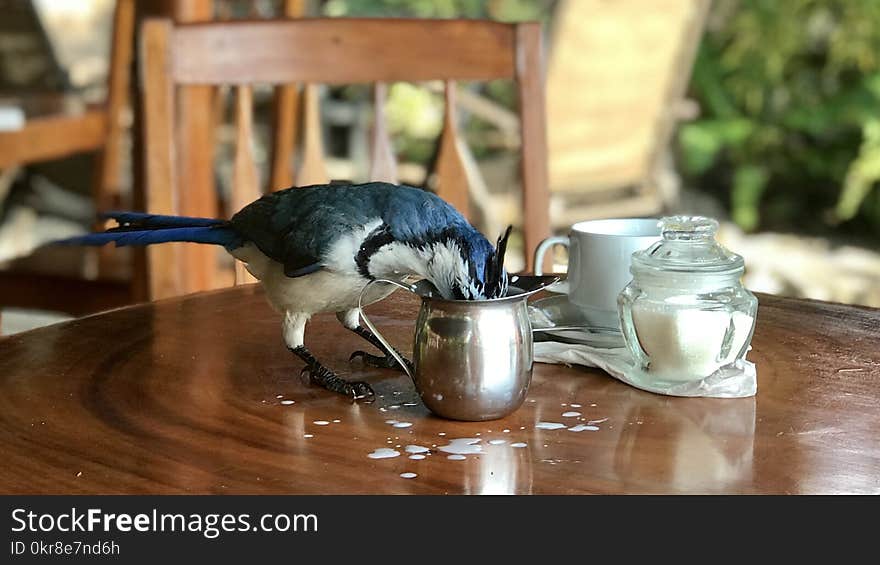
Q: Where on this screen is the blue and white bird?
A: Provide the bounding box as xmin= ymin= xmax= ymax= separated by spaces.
xmin=60 ymin=182 xmax=512 ymax=400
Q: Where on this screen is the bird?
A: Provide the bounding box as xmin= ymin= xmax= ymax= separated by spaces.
xmin=59 ymin=181 xmax=512 ymax=401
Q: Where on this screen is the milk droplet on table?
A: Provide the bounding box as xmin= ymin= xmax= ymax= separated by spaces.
xmin=447 ymin=454 xmax=467 ymax=461
xmin=313 ymin=420 xmax=330 ymax=426
xmin=280 ymin=400 xmax=295 ymax=405
xmin=400 ymin=472 xmax=417 ymax=479
xmin=535 ymin=422 xmax=567 ymax=430
xmin=568 ymin=424 xmax=600 ymax=432
xmin=488 ymin=439 xmax=507 ymax=445
xmin=393 ymin=422 xmax=413 ymax=428
xmin=368 ymin=448 xmax=401 ymax=459
xmin=438 ymin=438 xmax=482 ymax=455
xmin=405 ymin=445 xmax=430 ymax=454
xmin=409 ymin=454 xmax=426 ymax=460
xmin=510 ymin=442 xmax=528 ymax=448
xmin=562 ymin=411 xmax=581 ymax=417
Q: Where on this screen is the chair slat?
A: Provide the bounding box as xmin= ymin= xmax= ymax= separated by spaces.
xmin=92 ymin=0 xmax=136 ymax=280
xmin=269 ymin=0 xmax=306 ymax=191
xmin=232 ymin=85 xmax=260 ymax=285
xmin=270 ymin=84 xmax=299 ymax=190
xmin=369 ymin=82 xmax=397 ymax=183
xmin=295 ymin=84 xmax=329 ymax=186
xmin=95 ymin=0 xmax=134 ymax=209
xmin=434 ymin=81 xmax=469 ymax=217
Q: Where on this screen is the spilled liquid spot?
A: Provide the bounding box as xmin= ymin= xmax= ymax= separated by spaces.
xmin=405 ymin=445 xmax=430 ymax=454
xmin=439 ymin=438 xmax=482 ymax=455
xmin=568 ymin=424 xmax=600 ymax=432
xmin=510 ymin=442 xmax=528 ymax=448
xmin=368 ymin=448 xmax=401 ymax=459
xmin=447 ymin=454 xmax=467 ymax=461
xmin=400 ymin=472 xmax=417 ymax=479
xmin=562 ymin=411 xmax=581 ymax=417
xmin=409 ymin=454 xmax=426 ymax=460
xmin=313 ymin=421 xmax=330 ymax=426
xmin=393 ymin=422 xmax=413 ymax=429
xmin=488 ymin=439 xmax=507 ymax=445
xmin=536 ymin=422 xmax=567 ymax=430
xmin=280 ymin=400 xmax=295 ymax=405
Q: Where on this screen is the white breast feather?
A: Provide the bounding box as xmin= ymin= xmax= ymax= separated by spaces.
xmin=321 ymin=217 xmax=384 ymax=274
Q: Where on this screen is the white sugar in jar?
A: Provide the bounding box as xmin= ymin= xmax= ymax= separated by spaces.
xmin=618 ymin=217 xmax=758 ymax=386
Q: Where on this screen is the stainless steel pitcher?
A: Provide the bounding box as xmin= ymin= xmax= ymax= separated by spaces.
xmin=358 ymin=275 xmax=559 ymax=421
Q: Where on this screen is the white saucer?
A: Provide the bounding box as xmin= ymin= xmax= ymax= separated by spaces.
xmin=529 ymin=294 xmax=625 ymax=348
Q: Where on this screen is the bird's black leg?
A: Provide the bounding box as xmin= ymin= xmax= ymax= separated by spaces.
xmin=348 ymin=325 xmax=415 ymax=375
xmin=289 ymin=346 xmax=374 ymax=400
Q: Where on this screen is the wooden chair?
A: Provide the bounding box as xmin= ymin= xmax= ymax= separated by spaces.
xmin=545 ymin=0 xmax=709 ymax=225
xmin=0 ymin=0 xmax=136 ymax=317
xmin=139 ymin=17 xmax=551 ymax=300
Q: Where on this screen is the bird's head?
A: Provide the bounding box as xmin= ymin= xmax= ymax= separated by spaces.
xmin=427 ymin=225 xmax=512 ymax=301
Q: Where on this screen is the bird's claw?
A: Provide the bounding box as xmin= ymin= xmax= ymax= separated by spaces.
xmin=344 ymin=380 xmax=375 ymax=401
xmin=349 ymin=350 xmax=413 ymax=374
xmin=349 ymin=350 xmax=397 ymax=369
xmin=299 ymin=364 xmax=374 ymax=401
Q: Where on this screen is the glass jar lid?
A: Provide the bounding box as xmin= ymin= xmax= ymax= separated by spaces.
xmin=631 ymin=216 xmax=744 ymax=276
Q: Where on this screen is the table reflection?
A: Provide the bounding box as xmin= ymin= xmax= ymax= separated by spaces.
xmin=611 ymin=394 xmax=756 ymax=492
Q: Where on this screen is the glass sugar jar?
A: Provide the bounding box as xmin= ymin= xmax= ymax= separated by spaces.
xmin=617 ymin=216 xmax=758 ymax=387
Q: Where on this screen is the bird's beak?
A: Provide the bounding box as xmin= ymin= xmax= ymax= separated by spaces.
xmin=490 ymin=225 xmax=512 ymax=295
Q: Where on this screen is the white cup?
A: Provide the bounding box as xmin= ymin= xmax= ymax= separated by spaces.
xmin=534 ymin=218 xmax=662 ymax=329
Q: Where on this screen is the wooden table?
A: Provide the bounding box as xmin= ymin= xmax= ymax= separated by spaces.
xmin=1 ymin=286 xmax=878 ymax=494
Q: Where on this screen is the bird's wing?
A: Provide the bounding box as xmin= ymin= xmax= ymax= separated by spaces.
xmin=230 ymin=185 xmax=384 ymax=277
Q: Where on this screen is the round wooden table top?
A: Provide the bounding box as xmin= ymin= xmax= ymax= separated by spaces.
xmin=1 ymin=286 xmax=878 ymax=494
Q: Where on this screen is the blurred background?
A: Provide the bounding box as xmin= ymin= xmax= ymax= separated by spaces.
xmin=1 ymin=0 xmax=879 ymax=334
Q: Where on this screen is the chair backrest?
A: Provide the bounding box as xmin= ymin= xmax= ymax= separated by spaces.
xmin=546 ymin=0 xmax=708 ymax=216
xmin=139 ymin=17 xmax=550 ymax=300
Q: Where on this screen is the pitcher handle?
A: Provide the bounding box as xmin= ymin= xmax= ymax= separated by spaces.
xmin=357 ymin=279 xmax=416 ymax=380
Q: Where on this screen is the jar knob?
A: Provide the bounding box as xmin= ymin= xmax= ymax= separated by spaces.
xmin=660 ymin=216 xmax=719 ymax=241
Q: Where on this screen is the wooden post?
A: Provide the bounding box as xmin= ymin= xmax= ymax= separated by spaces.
xmin=516 ymin=23 xmax=550 ymax=274
xmin=174 ymin=0 xmax=218 ymax=293
xmin=141 ymin=19 xmax=183 ymax=300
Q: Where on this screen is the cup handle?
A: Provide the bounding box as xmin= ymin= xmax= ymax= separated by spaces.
xmin=533 ymin=235 xmax=570 ymax=293
xmin=357 ymin=279 xmax=416 ymax=380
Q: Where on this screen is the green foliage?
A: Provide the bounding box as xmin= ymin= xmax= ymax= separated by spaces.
xmin=679 ymin=0 xmax=880 ymax=237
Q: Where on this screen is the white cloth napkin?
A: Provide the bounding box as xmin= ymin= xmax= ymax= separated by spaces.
xmin=534 ymin=340 xmax=757 ymax=398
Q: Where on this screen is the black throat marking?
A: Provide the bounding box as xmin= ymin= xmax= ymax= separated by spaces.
xmin=355 ymin=224 xmax=396 ymax=279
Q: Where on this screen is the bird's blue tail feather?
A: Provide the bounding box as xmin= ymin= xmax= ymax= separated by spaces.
xmin=55 ymin=212 xmax=242 ymax=250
